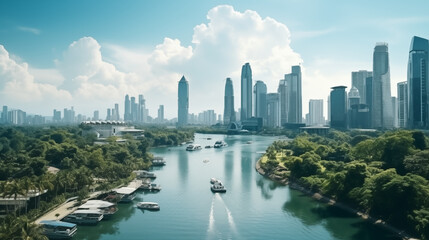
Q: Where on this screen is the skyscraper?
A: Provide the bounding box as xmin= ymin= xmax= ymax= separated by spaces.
xmin=93 ymin=110 xmax=99 ymax=121
xmin=266 ymin=93 xmax=280 ymax=128
xmin=285 ymin=66 xmax=302 ymax=123
xmin=277 ymin=79 xmax=288 ymax=126
xmin=330 ymin=86 xmax=347 ymax=129
xmin=407 ymin=36 xmax=429 ymax=129
xmin=223 ymin=77 xmax=235 ymax=125
xmin=178 ymin=76 xmax=189 ymax=127
xmin=131 ymin=96 xmax=137 ymax=122
xmin=158 ymin=105 xmax=164 ymax=123
xmin=308 ymin=99 xmax=324 ymax=126
xmin=351 ymin=70 xmax=372 ymax=104
xmin=372 ymin=43 xmax=393 ymax=128
xmin=114 ymin=103 xmax=120 ymax=121
xmin=241 ymin=63 xmax=252 ymax=122
xmin=397 ymin=81 xmax=408 ymax=128
xmin=348 ymin=86 xmax=360 ymax=108
xmin=253 ymin=80 xmax=267 ymax=124
xmin=124 ymin=94 xmax=131 ymax=121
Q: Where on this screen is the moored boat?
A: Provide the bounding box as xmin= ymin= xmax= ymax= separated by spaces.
xmin=186 ymin=144 xmax=202 ymax=151
xmin=134 ymin=170 xmax=157 ymax=179
xmin=152 ymin=157 xmax=166 ymax=166
xmin=40 ymin=220 xmax=77 ymax=239
xmin=139 ymin=183 xmax=162 ymax=191
xmin=214 ymin=141 xmax=228 ymax=148
xmin=77 ymin=200 xmax=117 ymax=219
xmin=137 ymin=202 xmax=160 ymax=211
xmin=62 ymin=210 xmax=103 ymax=225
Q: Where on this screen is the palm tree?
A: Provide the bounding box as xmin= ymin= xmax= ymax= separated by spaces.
xmin=19 ymin=177 xmax=35 ymax=213
xmin=3 ymin=180 xmax=27 ymax=215
xmin=1 ymin=216 xmax=48 ymax=240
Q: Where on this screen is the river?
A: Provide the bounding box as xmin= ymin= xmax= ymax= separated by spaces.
xmin=74 ymin=133 xmax=398 ymax=240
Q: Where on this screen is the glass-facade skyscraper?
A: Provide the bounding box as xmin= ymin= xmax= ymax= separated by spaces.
xmin=223 ymin=77 xmax=235 ymax=125
xmin=178 ymin=76 xmax=189 ymax=127
xmin=407 ymin=36 xmax=429 ymax=129
xmin=351 ymin=70 xmax=372 ymax=104
xmin=285 ymin=66 xmax=302 ymax=123
xmin=372 ymin=43 xmax=393 ymax=129
xmin=253 ymin=80 xmax=267 ymax=124
xmin=241 ymin=63 xmax=252 ymax=122
xmin=397 ymin=81 xmax=408 ymax=128
xmin=330 ymin=86 xmax=347 ymax=129
xmin=266 ymin=93 xmax=280 ymax=128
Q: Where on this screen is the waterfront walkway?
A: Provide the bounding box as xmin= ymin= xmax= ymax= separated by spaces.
xmin=35 ymin=179 xmax=142 ymax=224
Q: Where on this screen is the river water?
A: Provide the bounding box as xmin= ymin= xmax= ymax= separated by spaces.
xmin=74 ymin=133 xmax=397 ymax=240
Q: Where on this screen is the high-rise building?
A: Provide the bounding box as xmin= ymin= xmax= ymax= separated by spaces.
xmin=114 ymin=103 xmax=120 ymax=121
xmin=330 ymin=86 xmax=347 ymax=129
xmin=407 ymin=36 xmax=429 ymax=129
xmin=348 ymin=86 xmax=361 ymax=108
xmin=372 ymin=43 xmax=393 ymax=129
xmin=53 ymin=109 xmax=61 ymax=123
xmin=392 ymin=97 xmax=398 ymax=128
xmin=308 ymin=99 xmax=324 ymax=126
xmin=124 ymin=94 xmax=131 ymax=121
xmin=158 ymin=105 xmax=164 ymax=123
xmin=178 ymin=76 xmax=189 ymax=127
xmin=351 ymin=70 xmax=372 ymax=104
xmin=1 ymin=106 xmax=8 ymax=124
xmin=284 ymin=65 xmax=302 ymax=123
xmin=365 ymin=76 xmax=373 ymax=124
xmin=130 ymin=97 xmax=137 ymax=122
xmin=223 ymin=77 xmax=235 ymax=125
xmin=63 ymin=107 xmax=75 ymax=123
xmin=266 ymin=93 xmax=280 ymax=128
xmin=277 ymin=79 xmax=288 ymax=126
xmin=253 ymin=80 xmax=267 ymax=124
xmin=106 ymin=108 xmax=111 ymax=121
xmin=241 ymin=63 xmax=252 ymax=122
xmin=93 ymin=110 xmax=99 ymax=121
xmin=397 ymin=81 xmax=408 ymax=128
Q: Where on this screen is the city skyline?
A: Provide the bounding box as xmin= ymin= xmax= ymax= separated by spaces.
xmin=1 ymin=1 xmax=429 ymax=119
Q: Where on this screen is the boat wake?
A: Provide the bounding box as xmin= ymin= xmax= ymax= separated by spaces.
xmin=208 ymin=195 xmax=215 ymax=233
xmin=216 ymin=194 xmax=236 ymax=232
xmin=206 ymin=194 xmax=238 ymax=239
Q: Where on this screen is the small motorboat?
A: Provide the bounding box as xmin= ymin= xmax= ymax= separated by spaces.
xmin=137 ymin=202 xmax=160 ymax=211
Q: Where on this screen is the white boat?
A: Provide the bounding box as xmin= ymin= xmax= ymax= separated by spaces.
xmin=139 ymin=183 xmax=162 ymax=191
xmin=137 ymin=202 xmax=160 ymax=211
xmin=210 ymin=178 xmax=219 ymax=184
xmin=62 ymin=210 xmax=103 ymax=225
xmin=114 ymin=187 xmax=137 ymax=203
xmin=186 ymin=144 xmax=202 ymax=151
xmin=77 ymin=200 xmax=117 ymax=219
xmin=214 ymin=141 xmax=228 ymax=148
xmin=40 ymin=220 xmax=77 ymax=239
xmin=211 ymin=180 xmax=227 ymax=193
xmin=134 ymin=170 xmax=157 ymax=179
xmin=152 ymin=157 xmax=166 ymax=166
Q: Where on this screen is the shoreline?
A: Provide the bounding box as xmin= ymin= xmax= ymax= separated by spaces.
xmin=255 ymin=159 xmax=418 ymax=240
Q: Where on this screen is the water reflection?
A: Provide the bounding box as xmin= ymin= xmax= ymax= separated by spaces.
xmin=256 ymin=177 xmax=284 ymax=199
xmin=224 ymin=151 xmax=234 ymax=183
xmin=177 ymin=148 xmax=188 ymax=183
xmin=75 ymin=202 xmax=136 ymax=240
xmin=282 ymin=191 xmax=397 ymax=240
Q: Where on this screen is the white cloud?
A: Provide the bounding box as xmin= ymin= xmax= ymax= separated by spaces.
xmin=106 ymin=5 xmax=303 ymax=117
xmin=1 ymin=5 xmax=306 ymax=119
xmin=0 ymin=45 xmax=71 ymax=113
xmin=17 ymin=26 xmax=41 ymax=35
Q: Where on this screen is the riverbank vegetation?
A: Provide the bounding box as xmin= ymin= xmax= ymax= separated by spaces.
xmin=0 ymin=126 xmax=193 ymax=238
xmin=260 ymin=130 xmax=429 ymax=239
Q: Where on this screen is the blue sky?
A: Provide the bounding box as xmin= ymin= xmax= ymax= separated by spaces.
xmin=1 ymin=0 xmax=429 ymax=119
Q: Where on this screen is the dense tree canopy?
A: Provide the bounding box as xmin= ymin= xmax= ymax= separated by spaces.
xmin=260 ymin=130 xmax=429 ymax=239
